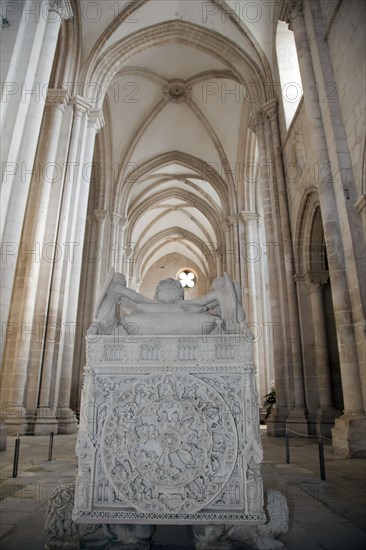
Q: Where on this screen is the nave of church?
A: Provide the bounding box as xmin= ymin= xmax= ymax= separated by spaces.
xmin=0 ymin=0 xmax=365 ymax=458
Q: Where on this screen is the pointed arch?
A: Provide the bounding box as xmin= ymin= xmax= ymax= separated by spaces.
xmin=84 ymin=21 xmax=270 ymax=111
xmin=117 ymin=151 xmax=232 ymax=216
xmin=126 ymin=187 xmax=224 ymax=246
xmin=132 ymin=227 xmax=217 ymax=283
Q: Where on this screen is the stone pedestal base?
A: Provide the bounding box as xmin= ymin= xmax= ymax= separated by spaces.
xmin=316 ymin=407 xmax=342 ymax=439
xmin=57 ymin=408 xmax=78 ymax=434
xmin=45 ymin=483 xmax=155 ymax=549
xmin=45 ymin=534 xmax=79 ymax=550
xmin=4 ymin=405 xmax=28 ymax=435
xmin=286 ymin=407 xmax=308 ymax=437
xmin=192 ymin=489 xmax=288 ymax=549
xmin=332 ymin=414 xmax=366 ymax=458
xmin=73 ymin=334 xmax=265 ymax=525
xmin=266 ymin=406 xmax=287 ymax=437
xmin=33 ymin=408 xmax=59 ymax=435
xmin=0 ymin=419 xmax=7 ymax=451
xmin=45 ymin=484 xmax=287 ymax=550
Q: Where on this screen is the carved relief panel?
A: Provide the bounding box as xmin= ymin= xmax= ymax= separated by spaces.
xmin=74 ymin=335 xmax=264 ymax=524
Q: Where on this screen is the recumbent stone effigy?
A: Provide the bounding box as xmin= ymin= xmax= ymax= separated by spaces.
xmin=71 ymin=271 xmax=287 ymax=547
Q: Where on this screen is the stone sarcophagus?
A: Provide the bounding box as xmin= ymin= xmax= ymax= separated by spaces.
xmin=73 ymin=273 xmax=265 ymax=526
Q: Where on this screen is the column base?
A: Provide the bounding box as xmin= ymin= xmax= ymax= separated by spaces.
xmin=316 ymin=406 xmax=342 ymax=439
xmin=286 ymin=406 xmax=308 ymax=436
xmin=332 ymin=413 xmax=366 ymax=458
xmin=34 ymin=407 xmax=59 ymax=436
xmin=56 ymin=407 xmax=78 ymax=434
xmin=266 ymin=405 xmax=287 ymax=437
xmin=4 ymin=405 xmax=28 ymax=435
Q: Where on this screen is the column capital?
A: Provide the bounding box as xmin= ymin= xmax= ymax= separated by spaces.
xmin=112 ymin=213 xmax=122 ymax=226
xmin=46 ymin=88 xmax=69 ymax=112
xmin=240 ymin=210 xmax=259 ymax=224
xmin=222 ymin=219 xmax=231 ymax=231
xmin=248 ymin=112 xmax=264 ymax=134
xmin=305 ymin=270 xmax=329 ymax=290
xmin=293 ymin=273 xmax=304 ymax=284
xmin=227 ymin=214 xmax=239 ymax=226
xmin=119 ymin=217 xmax=128 ymax=230
xmin=94 ymin=209 xmax=109 ymax=224
xmin=261 ymin=98 xmax=279 ymax=122
xmin=48 ymin=0 xmax=73 ymax=19
xmin=279 ymin=0 xmax=303 ymax=28
xmin=72 ymin=98 xmax=105 ymax=131
xmin=73 ymin=95 xmax=93 ymax=117
xmin=88 ymin=110 xmax=105 ymax=132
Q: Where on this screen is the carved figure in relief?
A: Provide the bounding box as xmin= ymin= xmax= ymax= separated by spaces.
xmin=122 ymin=278 xmax=221 ymax=335
xmin=135 ymin=420 xmax=158 ymax=440
xmin=89 ymin=268 xmax=247 ymax=335
xmin=189 ymin=272 xmax=246 ymax=332
xmin=134 ymin=383 xmax=156 ymax=406
xmin=88 ymin=270 xmax=151 ymax=335
xmin=100 ymin=373 xmax=238 ymax=514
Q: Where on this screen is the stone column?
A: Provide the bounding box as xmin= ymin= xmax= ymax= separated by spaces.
xmin=0 ymin=0 xmax=72 ymax=353
xmin=258 ymin=216 xmax=274 ymax=392
xmin=305 ymin=272 xmax=340 ymax=437
xmin=1 ymin=2 xmax=49 ymax=228
xmin=223 ymin=220 xmax=233 ymax=276
xmin=240 ymin=211 xmax=262 ymax=396
xmin=119 ymin=218 xmax=129 ymax=275
xmin=91 ymin=210 xmax=109 ymax=315
xmin=55 ymin=108 xmax=104 ymax=433
xmin=250 ymin=114 xmax=287 ymax=436
xmin=109 ymin=213 xmax=122 ymax=269
xmin=26 ymin=90 xmax=69 ymax=434
xmin=68 ymin=212 xmax=95 ymax=415
xmin=1 ymin=90 xmax=69 ymax=434
xmin=263 ymin=99 xmax=307 ymax=432
xmin=215 ymin=247 xmax=223 ymax=277
xmin=32 ymin=100 xmax=88 ymax=434
xmin=282 ymin=0 xmax=365 ymax=456
xmin=228 ymin=214 xmax=240 ymax=282
xmin=306 ymin=0 xmax=365 ymax=382
xmin=237 ymin=215 xmax=249 ymax=316
xmin=240 ymin=212 xmax=261 ymax=322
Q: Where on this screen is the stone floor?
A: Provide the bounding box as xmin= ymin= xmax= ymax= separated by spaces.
xmin=0 ymin=428 xmax=365 ymax=549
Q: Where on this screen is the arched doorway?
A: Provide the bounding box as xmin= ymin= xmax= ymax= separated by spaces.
xmin=295 ymin=192 xmax=343 ymax=436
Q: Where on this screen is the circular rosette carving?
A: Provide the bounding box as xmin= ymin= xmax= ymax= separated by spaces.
xmin=102 ymin=373 xmax=237 ymax=514
xmin=163 ymin=80 xmax=192 ymax=103
xmin=128 ymin=399 xmax=212 ymax=487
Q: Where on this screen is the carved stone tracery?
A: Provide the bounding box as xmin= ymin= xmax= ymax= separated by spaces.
xmin=102 ymin=373 xmax=237 ymax=514
xmin=74 ymin=334 xmax=264 ymax=524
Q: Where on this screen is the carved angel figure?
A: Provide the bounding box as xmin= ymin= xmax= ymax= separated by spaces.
xmin=87 ymin=269 xmax=152 ymax=334
xmin=187 ymin=272 xmax=246 ymax=332
xmin=88 ymin=269 xmax=246 ymax=335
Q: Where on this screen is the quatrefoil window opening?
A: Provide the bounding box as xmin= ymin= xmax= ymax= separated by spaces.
xmin=178 ymin=270 xmax=196 ymax=288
